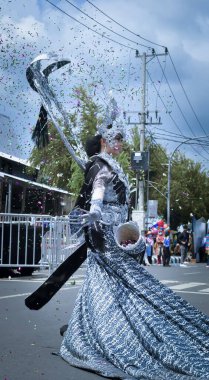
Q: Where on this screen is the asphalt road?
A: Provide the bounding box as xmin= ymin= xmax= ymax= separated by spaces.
xmin=0 ymin=262 xmax=209 ymax=380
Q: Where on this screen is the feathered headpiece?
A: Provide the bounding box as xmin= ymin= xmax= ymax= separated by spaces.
xmin=97 ymin=94 xmax=125 ymax=145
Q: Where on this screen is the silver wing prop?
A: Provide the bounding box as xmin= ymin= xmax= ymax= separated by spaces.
xmin=26 ymin=53 xmax=87 ymax=171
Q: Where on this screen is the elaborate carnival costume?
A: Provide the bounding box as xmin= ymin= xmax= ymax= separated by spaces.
xmin=27 ymin=56 xmax=209 ymax=380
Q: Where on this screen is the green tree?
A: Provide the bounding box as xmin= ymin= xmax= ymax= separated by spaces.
xmin=145 ymin=141 xmax=168 ymax=217
xmin=169 ymin=153 xmax=209 ymax=227
xmin=147 ymin=147 xmax=209 ymax=229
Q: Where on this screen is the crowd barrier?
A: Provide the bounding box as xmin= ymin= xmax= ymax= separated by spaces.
xmin=0 ymin=213 xmax=83 ymax=275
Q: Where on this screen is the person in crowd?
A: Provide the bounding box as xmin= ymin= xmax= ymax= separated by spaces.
xmin=173 ymin=233 xmax=180 ymax=255
xmin=178 ymin=224 xmax=189 ymax=267
xmin=205 ymin=231 xmax=209 ymax=267
xmin=199 ymin=235 xmax=206 ymax=263
xmin=145 ymin=231 xmax=153 ymax=265
xmin=163 ymin=230 xmax=171 ymax=266
xmin=156 ymin=229 xmax=164 ymax=264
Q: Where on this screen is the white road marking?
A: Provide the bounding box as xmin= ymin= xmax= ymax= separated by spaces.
xmin=0 ymin=276 xmax=84 ymax=283
xmin=169 ymin=282 xmax=206 ymax=290
xmin=0 ymin=292 xmax=30 ymax=299
xmin=0 ymin=279 xmax=48 ymax=283
xmin=174 ymin=290 xmax=209 ymax=295
xmin=199 ymin=288 xmax=209 ymax=293
xmin=0 ymin=286 xmax=81 ymax=300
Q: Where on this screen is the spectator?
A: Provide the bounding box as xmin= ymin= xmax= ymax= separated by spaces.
xmin=145 ymin=232 xmax=154 ymax=265
xmin=178 ymin=225 xmax=189 ymax=267
xmin=205 ymin=232 xmax=209 ymax=267
xmin=156 ymin=230 xmax=164 ymax=264
xmin=163 ymin=231 xmax=171 ymax=267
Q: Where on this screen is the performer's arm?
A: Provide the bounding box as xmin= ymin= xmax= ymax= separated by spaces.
xmin=89 ymin=165 xmax=111 ymax=219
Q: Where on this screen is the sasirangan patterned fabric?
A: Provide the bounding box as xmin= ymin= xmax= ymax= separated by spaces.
xmin=60 ymin=152 xmax=209 ymax=380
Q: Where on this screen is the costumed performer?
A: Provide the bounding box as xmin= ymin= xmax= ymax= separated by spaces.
xmin=59 ymin=100 xmax=209 ymax=380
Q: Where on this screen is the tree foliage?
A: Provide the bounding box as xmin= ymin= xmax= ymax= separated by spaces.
xmin=148 ymin=147 xmax=209 ymax=228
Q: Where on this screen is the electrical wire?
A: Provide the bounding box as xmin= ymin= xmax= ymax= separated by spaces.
xmin=145 ymin=129 xmax=168 ymax=165
xmin=151 ymin=126 xmax=189 ymax=139
xmin=154 ymin=135 xmax=209 ymax=146
xmin=149 ymin=127 xmax=209 ymax=144
xmin=168 ymin=52 xmax=208 ymax=136
xmin=63 ymin=0 xmax=152 ymax=50
xmin=146 ymin=69 xmax=209 ymax=160
xmin=155 ymin=54 xmax=200 ymax=138
xmin=86 ymin=0 xmax=167 ymax=49
xmin=154 ymin=56 xmax=167 ymax=111
xmin=147 ymin=69 xmax=188 ymax=136
xmin=45 ymin=0 xmax=136 ymax=51
xmin=154 ymin=52 xmax=209 ymax=158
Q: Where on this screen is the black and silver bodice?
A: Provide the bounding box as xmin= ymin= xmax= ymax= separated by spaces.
xmin=75 ymin=152 xmax=130 ymax=226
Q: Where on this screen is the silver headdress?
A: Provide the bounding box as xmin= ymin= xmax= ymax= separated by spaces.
xmin=97 ymin=94 xmax=125 ymax=146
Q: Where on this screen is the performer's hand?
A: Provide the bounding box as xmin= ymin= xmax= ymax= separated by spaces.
xmin=68 ymin=208 xmax=101 ymax=227
xmin=81 ymin=210 xmax=101 ymax=225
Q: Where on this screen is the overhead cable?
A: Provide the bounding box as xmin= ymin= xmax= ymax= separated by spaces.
xmin=86 ymin=0 xmax=167 ymax=49
xmin=168 ymin=52 xmax=208 ymax=136
xmin=46 ymin=0 xmax=136 ymax=51
xmin=155 ymin=54 xmax=198 ymax=138
xmin=146 ymin=70 xmax=209 ymax=160
xmin=63 ymin=0 xmax=151 ymax=49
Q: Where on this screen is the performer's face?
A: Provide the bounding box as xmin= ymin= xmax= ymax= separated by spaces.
xmin=102 ymin=134 xmax=123 ymax=156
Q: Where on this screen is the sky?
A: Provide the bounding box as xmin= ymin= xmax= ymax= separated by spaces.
xmin=1 ymin=0 xmax=209 ymax=170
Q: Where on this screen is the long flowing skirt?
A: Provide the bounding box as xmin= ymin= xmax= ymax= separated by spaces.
xmin=60 ymin=247 xmax=209 ymax=380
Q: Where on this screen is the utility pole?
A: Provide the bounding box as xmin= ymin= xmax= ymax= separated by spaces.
xmin=138 ymin=52 xmax=146 ymax=231
xmin=129 ymin=49 xmax=167 ymax=232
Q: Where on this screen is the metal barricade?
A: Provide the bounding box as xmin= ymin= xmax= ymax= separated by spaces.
xmin=0 ymin=213 xmax=84 ymax=274
xmin=40 ymin=216 xmax=84 ymax=272
xmin=0 ymin=213 xmax=52 ymax=273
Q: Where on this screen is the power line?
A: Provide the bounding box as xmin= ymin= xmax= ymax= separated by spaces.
xmin=146 ymin=69 xmax=209 ymax=160
xmin=154 ymin=54 xmax=199 ymax=138
xmin=154 ymin=56 xmax=167 ymax=111
xmin=147 ymin=69 xmax=187 ymax=136
xmin=154 ymin=51 xmax=209 ymax=154
xmin=154 ymin=135 xmax=209 ymax=147
xmin=168 ymin=52 xmax=208 ymax=136
xmin=45 ymin=0 xmax=136 ymax=51
xmin=149 ymin=127 xmax=209 ymax=144
xmin=86 ymin=0 xmax=167 ymax=49
xmin=150 ymin=126 xmax=189 ymax=140
xmin=63 ymin=0 xmax=151 ymax=50
xmin=154 ymin=53 xmax=209 ymax=157
xmin=145 ymin=129 xmax=169 ymax=162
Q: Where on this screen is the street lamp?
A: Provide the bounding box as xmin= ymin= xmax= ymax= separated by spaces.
xmin=167 ymin=135 xmax=208 ymax=227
